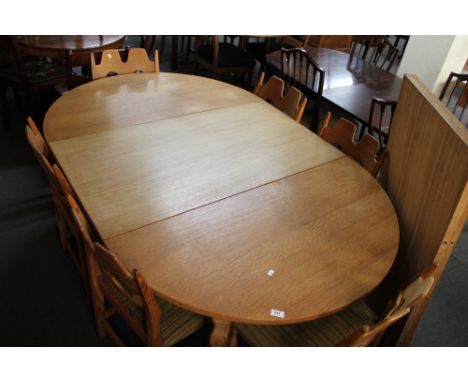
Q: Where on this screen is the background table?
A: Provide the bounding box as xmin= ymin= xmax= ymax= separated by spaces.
xmin=15 ymin=35 xmax=126 ymax=57
xmin=267 ymin=47 xmax=402 ymax=124
xmin=44 ymin=73 xmax=399 ymax=345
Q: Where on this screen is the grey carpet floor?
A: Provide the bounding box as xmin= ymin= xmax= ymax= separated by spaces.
xmin=0 ymin=36 xmax=466 ymax=346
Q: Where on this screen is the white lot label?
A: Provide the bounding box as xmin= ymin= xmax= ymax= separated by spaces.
xmin=270 ymin=309 xmax=285 ymax=319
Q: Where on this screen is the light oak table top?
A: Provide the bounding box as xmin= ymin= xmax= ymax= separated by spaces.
xmin=44 ymin=73 xmax=399 ymax=331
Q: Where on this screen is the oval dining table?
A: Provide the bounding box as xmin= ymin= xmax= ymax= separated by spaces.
xmin=43 ymin=72 xmax=399 ymax=346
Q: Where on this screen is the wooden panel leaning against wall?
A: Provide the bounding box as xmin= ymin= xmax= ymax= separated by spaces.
xmin=372 ymin=74 xmax=468 ymax=346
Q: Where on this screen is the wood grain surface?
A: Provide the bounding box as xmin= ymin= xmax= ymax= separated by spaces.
xmin=45 ymin=73 xmax=264 ymax=141
xmin=44 ymin=72 xmax=399 ymax=326
xmin=377 ymin=75 xmax=468 ymax=345
xmin=48 ymin=96 xmax=343 ymax=239
xmin=107 ymin=157 xmax=399 ymax=324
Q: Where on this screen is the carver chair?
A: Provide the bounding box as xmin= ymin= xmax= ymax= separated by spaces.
xmin=25 ymin=118 xmax=90 ymax=296
xmin=319 ymin=112 xmax=387 ymax=177
xmin=234 ymin=263 xmax=437 ymax=346
xmin=439 ymin=72 xmax=468 ymax=126
xmin=67 ymin=193 xmax=207 ymax=346
xmin=91 ymin=48 xmax=159 ymax=80
xmin=280 ymin=47 xmax=325 ymax=130
xmin=254 ymin=72 xmax=307 ymax=123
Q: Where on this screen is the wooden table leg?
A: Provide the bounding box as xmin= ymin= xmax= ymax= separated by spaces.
xmin=171 ymin=36 xmax=179 ymax=71
xmin=210 ymin=319 xmax=235 ymax=346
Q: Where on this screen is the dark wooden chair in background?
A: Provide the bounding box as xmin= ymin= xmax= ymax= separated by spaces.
xmin=393 ymin=35 xmax=410 ymax=59
xmin=234 ymin=263 xmax=437 ymax=346
xmin=253 ymin=72 xmax=307 ymax=123
xmin=0 ymin=36 xmax=66 ymax=126
xmin=66 ymin=50 xmax=94 ymax=90
xmin=439 ymin=72 xmax=468 ymax=126
xmin=140 ymin=36 xmax=156 ymax=55
xmin=349 ymin=36 xmax=399 ymax=72
xmin=280 ymin=47 xmax=325 ymax=130
xmin=245 ymin=35 xmax=310 ymax=71
xmin=318 ymin=112 xmax=387 ymax=177
xmin=363 ymin=97 xmax=398 ymax=148
xmin=192 ymin=36 xmax=255 ymax=85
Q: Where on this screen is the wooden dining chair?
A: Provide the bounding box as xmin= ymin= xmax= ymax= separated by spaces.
xmin=439 ymin=72 xmax=468 ymax=126
xmin=90 ymin=48 xmax=159 ymax=80
xmin=67 ymin=194 xmax=206 ymax=346
xmin=254 ymin=72 xmax=307 ymax=123
xmin=25 ymin=116 xmax=50 ymax=166
xmin=51 ymin=164 xmax=93 ymax=300
xmin=25 ymin=118 xmax=89 ymax=289
xmin=349 ymin=36 xmax=399 ymax=72
xmin=363 ymin=97 xmax=398 ymax=147
xmin=234 ymin=263 xmax=437 ymax=347
xmin=0 ymin=36 xmax=67 ymax=94
xmin=0 ymin=36 xmax=66 ymax=120
xmin=319 ymin=112 xmax=387 ymax=177
xmin=192 ymin=36 xmax=256 ymax=84
xmin=280 ymin=47 xmax=325 ymax=131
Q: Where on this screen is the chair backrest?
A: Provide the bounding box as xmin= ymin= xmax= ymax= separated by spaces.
xmin=319 ymin=113 xmax=387 ymax=177
xmin=280 ymin=47 xmax=325 ymax=96
xmin=26 ymin=116 xmax=46 ymax=154
xmin=67 ymin=193 xmax=94 ymax=250
xmin=254 ymin=72 xmax=307 ymax=122
xmin=439 ymin=72 xmax=468 ymax=125
xmin=91 ymin=48 xmax=159 ymax=80
xmin=25 ymin=117 xmax=54 ymax=179
xmin=339 ymin=263 xmax=437 ymax=346
xmin=91 ymin=242 xmax=162 ymax=346
xmin=52 ymin=163 xmax=73 ymax=197
xmin=280 ymin=47 xmax=325 ymax=129
xmin=349 ymin=36 xmax=399 ymax=72
xmin=376 ymin=75 xmax=468 ymax=345
xmin=368 ymin=97 xmax=398 ymax=147
xmin=68 ymin=194 xmax=162 ymax=346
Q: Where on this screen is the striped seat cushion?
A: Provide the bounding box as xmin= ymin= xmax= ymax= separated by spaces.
xmin=101 ymin=275 xmax=205 ymax=346
xmin=235 ymin=300 xmax=376 ymax=347
xmin=159 ymin=298 xmax=206 ymax=346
